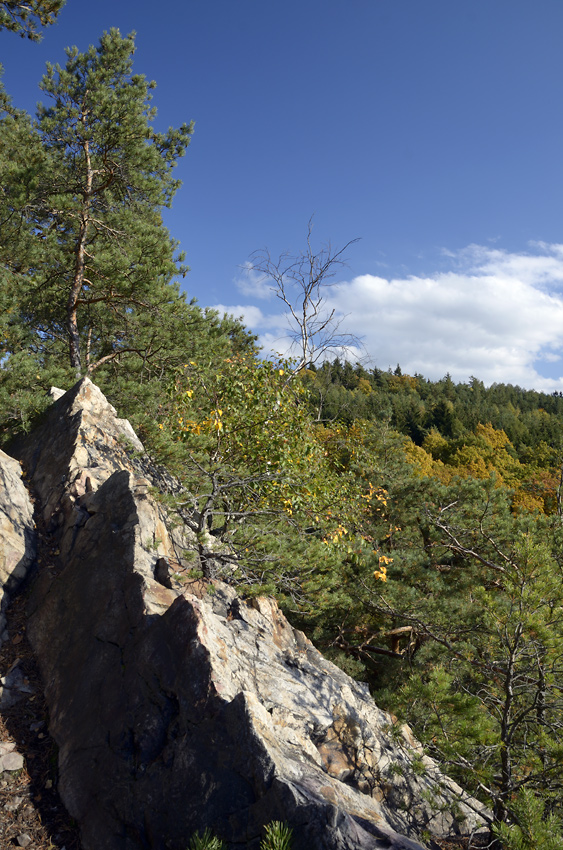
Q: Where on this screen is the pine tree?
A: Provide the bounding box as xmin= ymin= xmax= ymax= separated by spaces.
xmin=0 ymin=0 xmax=64 ymax=40
xmin=17 ymin=28 xmax=193 ymax=377
xmin=375 ymin=480 xmax=563 ymax=834
xmin=0 ymin=30 xmax=258 ymax=444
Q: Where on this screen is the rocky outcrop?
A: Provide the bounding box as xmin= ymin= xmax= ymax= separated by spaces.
xmin=13 ymin=379 xmax=193 ymax=615
xmin=1 ymin=379 xmax=488 ymax=850
xmin=0 ymin=449 xmax=36 ymax=639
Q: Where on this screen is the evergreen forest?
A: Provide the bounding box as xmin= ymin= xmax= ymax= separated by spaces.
xmin=1 ymin=6 xmax=563 ymax=848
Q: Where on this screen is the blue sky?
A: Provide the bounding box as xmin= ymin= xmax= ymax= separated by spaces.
xmin=2 ymin=1 xmax=563 ymax=390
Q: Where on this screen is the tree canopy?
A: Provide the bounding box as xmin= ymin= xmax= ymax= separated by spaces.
xmin=0 ymin=0 xmax=65 ymax=40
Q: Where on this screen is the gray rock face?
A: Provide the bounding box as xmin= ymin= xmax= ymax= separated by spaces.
xmin=0 ymin=449 xmax=36 ymax=638
xmin=14 ymin=378 xmax=145 ymax=522
xmin=14 ymin=378 xmax=192 ymax=615
xmin=7 ymin=379 xmax=487 ymax=850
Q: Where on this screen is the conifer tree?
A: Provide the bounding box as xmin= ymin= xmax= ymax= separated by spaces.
xmin=18 ymin=29 xmax=193 ymax=377
xmin=0 ymin=0 xmax=64 ymax=40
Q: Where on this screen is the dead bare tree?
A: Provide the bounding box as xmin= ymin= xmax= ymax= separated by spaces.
xmin=249 ymin=217 xmax=362 ymax=373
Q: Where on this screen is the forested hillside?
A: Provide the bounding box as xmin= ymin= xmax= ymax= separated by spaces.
xmin=2 ymin=10 xmax=563 ymax=849
xmin=304 ymin=361 xmax=563 ymax=512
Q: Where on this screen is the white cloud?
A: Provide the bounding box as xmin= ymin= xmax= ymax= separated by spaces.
xmin=233 ymin=262 xmax=273 ymax=300
xmin=215 ymin=304 xmax=270 ymax=328
xmin=216 ymin=243 xmax=563 ymax=392
xmin=448 ymin=243 xmax=563 ymax=289
xmin=217 ymin=304 xmax=294 ymax=332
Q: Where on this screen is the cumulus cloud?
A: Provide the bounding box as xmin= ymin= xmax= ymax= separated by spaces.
xmin=214 ymin=304 xmax=271 ymax=328
xmin=217 ymin=243 xmax=563 ymax=392
xmin=445 ymin=243 xmax=563 ymax=288
xmin=233 ymin=262 xmax=273 ymax=299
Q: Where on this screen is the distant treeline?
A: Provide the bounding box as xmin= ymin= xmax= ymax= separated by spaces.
xmin=306 ymin=359 xmax=563 ymax=455
xmin=303 ymin=360 xmax=563 ymax=513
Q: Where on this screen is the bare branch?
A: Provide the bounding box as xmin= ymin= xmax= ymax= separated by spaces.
xmin=249 ymin=216 xmax=362 ymax=372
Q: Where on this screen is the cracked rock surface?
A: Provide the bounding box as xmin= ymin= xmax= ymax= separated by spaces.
xmin=0 ymin=379 xmax=488 ymax=850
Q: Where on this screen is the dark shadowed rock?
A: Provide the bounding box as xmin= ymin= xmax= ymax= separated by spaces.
xmin=6 ymin=379 xmax=488 ymax=850
xmin=0 ymin=449 xmax=36 ymax=639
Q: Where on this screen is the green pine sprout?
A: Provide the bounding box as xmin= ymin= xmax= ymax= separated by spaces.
xmin=260 ymin=821 xmax=294 ymax=850
xmin=188 ymin=828 xmax=226 ymax=850
xmin=495 ymin=789 xmax=563 ymax=850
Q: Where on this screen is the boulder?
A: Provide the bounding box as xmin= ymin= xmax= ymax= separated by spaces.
xmin=0 ymin=449 xmax=36 ymax=639
xmin=8 ymin=379 xmax=487 ymax=850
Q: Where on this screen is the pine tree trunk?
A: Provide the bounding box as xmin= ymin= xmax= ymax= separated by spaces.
xmin=68 ymin=132 xmax=93 ymax=377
